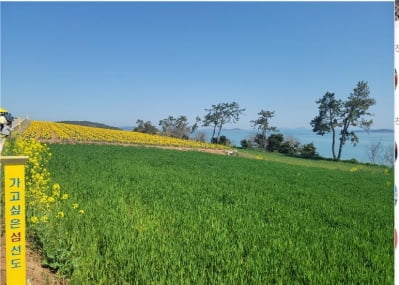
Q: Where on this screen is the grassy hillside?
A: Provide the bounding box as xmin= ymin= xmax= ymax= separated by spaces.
xmin=239 ymin=148 xmax=390 ymax=172
xmin=43 ymin=143 xmax=392 ymax=284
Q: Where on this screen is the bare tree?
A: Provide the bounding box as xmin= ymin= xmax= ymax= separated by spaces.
xmin=383 ymin=144 xmax=394 ymax=168
xmin=367 ymin=141 xmax=382 ymax=164
xmin=367 ymin=142 xmax=394 ymax=167
xmin=194 ymin=131 xmax=207 ymax=143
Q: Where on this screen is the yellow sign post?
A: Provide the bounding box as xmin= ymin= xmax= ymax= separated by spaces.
xmin=1 ymin=156 xmax=29 ymax=285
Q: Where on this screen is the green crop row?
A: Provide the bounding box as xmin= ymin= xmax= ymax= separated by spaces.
xmin=44 ymin=143 xmax=392 ymax=284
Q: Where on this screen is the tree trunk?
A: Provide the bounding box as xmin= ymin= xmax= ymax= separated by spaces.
xmin=337 ymin=120 xmax=349 ymax=160
xmin=331 ymin=128 xmax=337 ymax=159
xmin=262 ymin=129 xmax=267 ymax=151
xmin=211 ymin=123 xmax=217 ymax=141
xmin=216 ymin=124 xmax=223 ymax=143
xmin=337 ymin=136 xmax=345 ymax=160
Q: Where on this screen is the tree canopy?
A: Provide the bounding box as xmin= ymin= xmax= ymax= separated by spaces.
xmin=310 ymin=81 xmax=376 ymax=160
xmin=251 ymin=110 xmax=277 ymax=151
xmin=203 ymin=102 xmax=245 ymax=143
xmin=310 ymin=92 xmax=341 ymax=159
xmin=159 ymin=115 xmax=200 ymax=139
xmin=133 ymin=119 xmax=159 ymax=134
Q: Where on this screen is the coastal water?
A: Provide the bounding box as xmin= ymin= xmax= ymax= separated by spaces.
xmin=194 ymin=128 xmax=394 ymax=165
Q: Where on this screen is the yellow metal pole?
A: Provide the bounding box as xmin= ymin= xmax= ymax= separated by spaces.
xmin=1 ymin=156 xmax=29 ymax=285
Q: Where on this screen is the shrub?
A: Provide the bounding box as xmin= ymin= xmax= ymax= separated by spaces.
xmin=299 ymin=143 xmax=319 ymax=159
xmin=279 ymin=141 xmax=297 ymax=155
xmin=240 ymin=139 xmax=250 ymax=149
xmin=133 ymin=120 xmax=159 ymax=134
xmin=266 ymin=133 xmax=284 ymax=152
xmin=211 ymin=135 xmax=231 ymax=146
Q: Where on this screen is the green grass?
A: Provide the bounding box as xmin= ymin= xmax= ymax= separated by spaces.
xmin=44 ymin=143 xmax=392 ymax=284
xmin=237 ymin=148 xmax=391 ymax=172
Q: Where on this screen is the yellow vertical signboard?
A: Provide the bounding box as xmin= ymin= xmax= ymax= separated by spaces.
xmin=1 ymin=156 xmax=29 ymax=285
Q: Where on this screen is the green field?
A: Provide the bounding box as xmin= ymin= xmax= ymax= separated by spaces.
xmin=43 ymin=143 xmax=392 ymax=284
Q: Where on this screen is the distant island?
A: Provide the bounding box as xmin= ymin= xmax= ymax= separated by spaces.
xmin=355 ymin=129 xmax=393 ymax=133
xmin=205 ymin=127 xmax=393 ymax=133
xmin=54 ymin=122 xmax=393 ymax=134
xmin=57 ymin=121 xmax=122 ymax=131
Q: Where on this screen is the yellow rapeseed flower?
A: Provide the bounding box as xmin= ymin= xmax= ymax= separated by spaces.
xmin=7 ymin=137 xmax=82 ymax=227
xmin=73 ymin=203 xmax=79 ymax=209
xmin=52 ymin=183 xmax=61 ymax=191
xmin=78 ymin=209 xmax=85 ymax=214
xmin=30 ymin=216 xmax=39 ymax=224
xmin=52 ymin=183 xmax=61 ymax=197
xmin=40 ymin=195 xmax=48 ymax=204
xmin=349 ymin=167 xmax=358 ymax=172
xmin=22 ymin=120 xmax=230 ymax=150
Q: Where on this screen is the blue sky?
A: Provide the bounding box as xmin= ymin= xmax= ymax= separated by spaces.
xmin=1 ymin=1 xmax=394 ymax=129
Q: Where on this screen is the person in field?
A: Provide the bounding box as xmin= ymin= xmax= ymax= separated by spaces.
xmin=0 ymin=115 xmax=7 ymax=131
xmin=0 ymin=124 xmax=11 ymax=137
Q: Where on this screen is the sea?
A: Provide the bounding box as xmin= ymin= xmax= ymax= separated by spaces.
xmin=192 ymin=128 xmax=394 ymax=165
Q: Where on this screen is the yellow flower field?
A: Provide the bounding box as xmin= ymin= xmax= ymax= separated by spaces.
xmin=22 ymin=121 xmax=230 ymax=150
